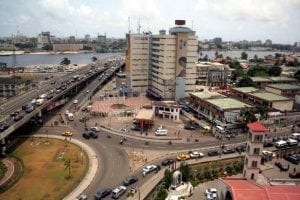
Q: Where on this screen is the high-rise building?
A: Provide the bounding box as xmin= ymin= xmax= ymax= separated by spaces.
xmin=37 ymin=31 xmax=51 ymax=46
xmin=125 ymin=20 xmax=198 ymax=101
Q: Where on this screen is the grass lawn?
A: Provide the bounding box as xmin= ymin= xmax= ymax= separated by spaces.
xmin=0 ymin=138 xmax=88 ymax=200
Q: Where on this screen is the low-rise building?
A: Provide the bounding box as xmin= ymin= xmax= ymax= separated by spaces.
xmin=152 ymin=101 xmax=181 ymax=121
xmin=52 ymin=43 xmax=84 ymax=52
xmin=251 ymin=76 xmax=298 ymax=89
xmin=265 ymin=83 xmax=300 ymax=98
xmin=0 ymin=77 xmax=28 ymax=98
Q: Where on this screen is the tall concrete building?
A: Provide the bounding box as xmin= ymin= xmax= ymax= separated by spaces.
xmin=125 ymin=20 xmax=198 ymax=100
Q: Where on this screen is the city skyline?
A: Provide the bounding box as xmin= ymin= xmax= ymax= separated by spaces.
xmin=0 ymin=0 xmax=299 ymax=44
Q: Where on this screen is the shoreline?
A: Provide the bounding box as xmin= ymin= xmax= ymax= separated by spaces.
xmin=0 ymin=50 xmax=94 ymax=56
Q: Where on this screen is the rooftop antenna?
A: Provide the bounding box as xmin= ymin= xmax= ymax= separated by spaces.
xmin=128 ymin=16 xmax=131 ymax=34
xmin=137 ymin=18 xmax=141 ymax=34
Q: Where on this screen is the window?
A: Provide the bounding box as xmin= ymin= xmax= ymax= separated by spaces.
xmin=251 ymin=161 xmax=257 ymax=168
xmin=253 ymin=148 xmax=260 ymax=155
xmin=254 ymin=135 xmax=263 ymax=142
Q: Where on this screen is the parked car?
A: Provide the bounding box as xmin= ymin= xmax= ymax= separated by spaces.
xmin=287 ymin=138 xmax=298 ymax=146
xmin=189 ymin=151 xmax=204 ymax=158
xmin=61 ymin=131 xmax=73 ymax=137
xmin=176 ymin=153 xmax=190 ymax=161
xmin=222 ymin=147 xmax=235 ymax=154
xmin=120 ymin=128 xmax=129 ymax=133
xmin=123 ymin=176 xmax=138 ymax=186
xmin=161 ymin=158 xmax=174 ymax=166
xmin=13 ymin=115 xmax=23 ymax=121
xmin=275 ymin=162 xmax=289 ymax=171
xmin=76 ymin=194 xmax=87 ymax=200
xmin=275 ymin=140 xmax=287 ymax=148
xmin=73 ymin=99 xmax=79 ymax=104
xmin=184 ymin=124 xmax=196 ymax=130
xmin=285 ymin=154 xmax=300 ymax=165
xmin=94 ymin=188 xmax=112 ymax=199
xmin=82 ymin=132 xmax=90 ymax=139
xmin=263 ymin=141 xmax=273 ymax=147
xmin=89 ymin=131 xmax=98 ymax=139
xmin=10 ymin=111 xmax=20 ymax=117
xmin=205 ymin=188 xmax=217 ymax=196
xmin=207 ymin=150 xmax=220 ymax=157
xmin=235 ymin=144 xmax=247 ymax=152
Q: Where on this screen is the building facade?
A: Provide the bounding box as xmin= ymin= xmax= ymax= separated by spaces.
xmin=52 ymin=43 xmax=84 ymax=52
xmin=196 ymin=62 xmax=229 ymax=87
xmin=125 ymin=20 xmax=198 ymax=101
xmin=0 ymin=77 xmax=28 ymax=98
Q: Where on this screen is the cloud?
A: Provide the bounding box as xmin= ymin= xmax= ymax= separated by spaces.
xmin=195 ymin=0 xmax=288 ymax=23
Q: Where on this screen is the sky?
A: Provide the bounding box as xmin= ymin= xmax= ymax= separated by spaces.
xmin=0 ymin=0 xmax=299 ymax=44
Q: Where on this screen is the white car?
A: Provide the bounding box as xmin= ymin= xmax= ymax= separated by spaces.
xmin=206 ymin=192 xmax=217 ymax=200
xmin=262 ymin=150 xmax=275 ymax=157
xmin=189 ymin=151 xmax=204 ymax=159
xmin=142 ymin=165 xmax=158 ymax=174
xmin=73 ymin=99 xmax=79 ymax=104
xmin=205 ymin=188 xmax=217 ymax=196
xmin=111 ymin=185 xmax=126 ymax=199
xmin=90 ymin=126 xmax=100 ymax=132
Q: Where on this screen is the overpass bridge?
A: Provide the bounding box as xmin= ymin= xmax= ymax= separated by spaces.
xmin=0 ymin=55 xmax=125 ymax=154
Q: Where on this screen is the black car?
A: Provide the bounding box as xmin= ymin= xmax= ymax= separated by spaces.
xmin=89 ymin=131 xmax=98 ymax=139
xmin=263 ymin=141 xmax=273 ymax=147
xmin=123 ymin=176 xmax=138 ymax=186
xmin=0 ymin=123 xmax=9 ymax=132
xmin=275 ymin=162 xmax=289 ymax=171
xmin=13 ymin=115 xmax=23 ymax=121
xmin=222 ymin=147 xmax=235 ymax=154
xmin=207 ymin=150 xmax=220 ymax=156
xmin=94 ymin=188 xmax=112 ymax=200
xmin=285 ymin=154 xmax=299 ymax=165
xmin=184 ymin=124 xmax=196 ymax=130
xmin=10 ymin=111 xmax=20 ymax=117
xmin=161 ymin=158 xmax=174 ymax=166
xmin=235 ymin=144 xmax=247 ymax=152
xmin=82 ymin=132 xmax=90 ymax=139
xmin=289 ymin=172 xmax=300 ymax=178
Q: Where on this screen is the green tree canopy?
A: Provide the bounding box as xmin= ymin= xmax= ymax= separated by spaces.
xmin=60 ymin=57 xmax=71 ymax=65
xmin=240 ymin=108 xmax=257 ymax=123
xmin=268 ymin=66 xmax=282 ymax=76
xmin=236 ymin=77 xmax=255 ymax=87
xmin=247 ymin=65 xmax=268 ymax=77
xmin=241 ymin=51 xmax=248 ymax=60
xmin=179 ymin=163 xmax=191 ymax=182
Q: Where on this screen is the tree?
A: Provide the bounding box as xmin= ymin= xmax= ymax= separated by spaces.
xmin=60 ymin=57 xmax=71 ymax=65
xmin=255 ymin=105 xmax=269 ymax=120
xmin=247 ymin=65 xmax=268 ymax=77
xmin=241 ymin=51 xmax=248 ymax=60
xmin=240 ymin=108 xmax=257 ymax=123
xmin=155 ymin=188 xmax=168 ymax=200
xmin=236 ymin=77 xmax=255 ymax=87
xmin=268 ymin=66 xmax=282 ymax=76
xmin=92 ymin=56 xmax=97 ymax=62
xmin=179 ymin=163 xmax=191 ymax=182
xmin=163 ymin=169 xmax=173 ymax=189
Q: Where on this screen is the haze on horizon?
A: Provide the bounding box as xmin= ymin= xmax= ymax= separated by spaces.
xmin=0 ymin=0 xmax=299 ymax=44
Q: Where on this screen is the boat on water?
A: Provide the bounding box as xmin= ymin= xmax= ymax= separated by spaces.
xmin=0 ymin=50 xmax=25 ymax=56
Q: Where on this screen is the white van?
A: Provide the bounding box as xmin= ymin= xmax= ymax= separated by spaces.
xmin=155 ymin=129 xmax=168 ymax=136
xmin=275 ymin=140 xmax=287 ymax=148
xmin=287 ymin=138 xmax=298 ymax=146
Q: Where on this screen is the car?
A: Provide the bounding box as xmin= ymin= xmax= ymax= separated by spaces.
xmin=176 ymin=153 xmax=190 ymax=161
xmin=94 ymin=188 xmax=112 ymax=199
xmin=90 ymin=126 xmax=100 ymax=132
xmin=0 ymin=123 xmax=9 ymax=132
xmin=263 ymin=141 xmax=273 ymax=147
xmin=222 ymin=147 xmax=235 ymax=154
xmin=262 ymin=150 xmax=275 ymax=158
xmin=206 ymin=192 xmax=217 ymax=200
xmin=285 ymin=154 xmax=300 ymax=165
xmin=73 ymin=99 xmax=79 ymax=104
xmin=189 ymin=151 xmax=204 ymax=159
xmin=111 ymin=185 xmax=126 ymax=199
xmin=205 ymin=188 xmax=217 ymax=196
xmin=10 ymin=111 xmax=20 ymax=117
xmin=289 ymin=172 xmax=300 ymax=178
xmin=142 ymin=165 xmax=159 ymax=174
xmin=287 ymin=138 xmax=298 ymax=146
xmin=13 ymin=115 xmax=23 ymax=121
xmin=120 ymin=128 xmax=129 ymax=133
xmin=184 ymin=124 xmax=196 ymax=130
xmin=76 ymin=194 xmax=87 ymax=200
xmin=123 ymin=176 xmax=138 ymax=186
xmin=86 ymin=90 xmax=90 ymax=93
xmin=235 ymin=144 xmax=247 ymax=152
xmin=82 ymin=132 xmax=90 ymax=139
xmin=89 ymin=131 xmax=98 ymax=139
xmin=207 ymin=150 xmax=220 ymax=157
xmin=161 ymin=158 xmax=174 ymax=166
xmin=275 ymin=161 xmax=289 ymax=171
xmin=61 ymin=131 xmax=73 ymax=137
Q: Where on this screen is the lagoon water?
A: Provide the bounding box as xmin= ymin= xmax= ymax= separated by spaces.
xmin=0 ymin=50 xmax=295 ymax=68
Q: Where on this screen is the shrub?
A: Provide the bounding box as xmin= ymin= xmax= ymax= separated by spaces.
xmin=225 ymin=166 xmax=233 ymax=174
xmin=0 ymin=161 xmax=8 ymax=180
xmin=204 ymin=170 xmax=211 ymax=179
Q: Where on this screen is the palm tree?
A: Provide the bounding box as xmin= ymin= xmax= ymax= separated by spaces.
xmin=240 ymin=108 xmax=257 ymax=123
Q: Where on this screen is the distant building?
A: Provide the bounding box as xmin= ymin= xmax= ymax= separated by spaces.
xmin=37 ymin=31 xmax=51 ymax=46
xmin=212 ymin=37 xmax=222 ymax=46
xmin=84 ymin=34 xmax=91 ymax=42
xmin=265 ymin=83 xmax=300 ymax=98
xmin=265 ymin=39 xmax=272 ymax=46
xmin=97 ymin=35 xmax=106 ymax=44
xmin=69 ymin=36 xmax=76 ymax=43
xmin=0 ymin=77 xmax=29 ymax=98
xmin=52 ymin=43 xmax=83 ymax=52
xmin=250 ymin=76 xmax=298 ymax=89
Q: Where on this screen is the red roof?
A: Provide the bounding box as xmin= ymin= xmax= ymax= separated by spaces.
xmin=247 ymin=121 xmax=268 ymax=132
xmin=221 ymin=178 xmax=300 ymax=200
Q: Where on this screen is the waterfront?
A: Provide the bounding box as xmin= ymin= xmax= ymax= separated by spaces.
xmin=0 ymin=52 xmax=120 ymax=67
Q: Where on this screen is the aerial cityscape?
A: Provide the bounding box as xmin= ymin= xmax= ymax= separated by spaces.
xmin=0 ymin=0 xmax=299 ymax=200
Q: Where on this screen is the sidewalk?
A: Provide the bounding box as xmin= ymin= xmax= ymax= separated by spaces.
xmin=127 ymin=153 xmax=243 ymax=200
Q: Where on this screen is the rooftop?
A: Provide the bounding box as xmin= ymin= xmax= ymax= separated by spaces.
xmin=231 ymin=87 xmax=259 ymax=93
xmin=206 ymin=98 xmax=252 ymax=110
xmin=247 ymin=121 xmax=268 ymax=132
xmin=135 ymin=109 xmax=154 ymax=120
xmin=0 ymin=77 xmax=27 ymax=85
xmin=270 ymin=76 xmax=297 ymax=81
xmin=152 ymin=101 xmax=181 ymax=108
xmin=250 ymin=92 xmax=290 ymax=101
xmin=267 ymin=83 xmax=300 ymax=90
xmin=190 ymin=91 xmax=224 ymax=99
xmin=251 ymin=77 xmax=271 ymax=82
